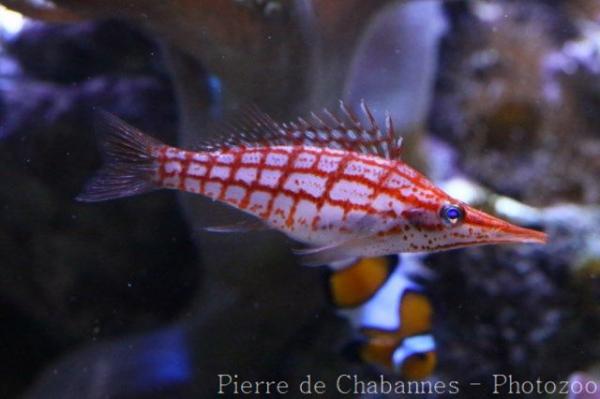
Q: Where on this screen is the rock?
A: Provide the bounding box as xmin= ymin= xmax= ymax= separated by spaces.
xmin=0 ymin=19 xmax=196 ymax=398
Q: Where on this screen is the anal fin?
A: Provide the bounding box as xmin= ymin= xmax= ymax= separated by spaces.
xmin=293 ymin=236 xmax=374 ymax=267
xmin=202 ymin=220 xmax=268 ymax=233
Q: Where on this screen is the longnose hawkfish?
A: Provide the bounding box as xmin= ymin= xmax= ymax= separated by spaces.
xmin=78 ymin=101 xmax=547 ymax=266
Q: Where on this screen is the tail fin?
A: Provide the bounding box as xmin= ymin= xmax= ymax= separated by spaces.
xmin=76 ymin=111 xmax=164 ymax=202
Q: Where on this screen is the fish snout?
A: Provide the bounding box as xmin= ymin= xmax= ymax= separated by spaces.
xmin=464 ymin=206 xmax=548 ymax=245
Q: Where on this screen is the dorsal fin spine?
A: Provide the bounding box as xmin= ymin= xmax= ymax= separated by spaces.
xmin=323 ymin=108 xmax=343 ymax=126
xmin=360 ymin=99 xmax=378 ymax=131
xmin=190 ymin=101 xmax=403 ymax=160
xmin=385 ymin=112 xmax=393 ymax=136
xmin=339 ymin=100 xmax=361 ymax=128
xmin=297 ymin=117 xmax=310 ymax=129
xmin=310 ymin=111 xmax=327 ymax=127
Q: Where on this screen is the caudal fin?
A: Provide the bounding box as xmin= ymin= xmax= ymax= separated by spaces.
xmin=76 ymin=112 xmax=164 ymax=202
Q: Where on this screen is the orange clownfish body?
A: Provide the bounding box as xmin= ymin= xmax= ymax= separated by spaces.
xmin=329 ymin=255 xmax=436 ymax=379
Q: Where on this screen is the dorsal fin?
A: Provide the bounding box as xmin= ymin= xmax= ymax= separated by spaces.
xmin=280 ymin=100 xmax=402 ymax=159
xmin=191 ymin=104 xmax=286 ymax=152
xmin=193 ymin=100 xmax=403 ymax=159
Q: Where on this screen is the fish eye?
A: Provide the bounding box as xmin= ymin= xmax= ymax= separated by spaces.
xmin=439 ymin=204 xmax=464 ymax=226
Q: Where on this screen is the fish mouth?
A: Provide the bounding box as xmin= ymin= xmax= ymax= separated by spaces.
xmin=488 ymin=223 xmax=548 ymax=245
xmin=434 ymin=226 xmax=547 ymax=252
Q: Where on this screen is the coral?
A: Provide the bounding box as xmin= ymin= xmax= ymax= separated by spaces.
xmin=431 ymin=0 xmax=600 ymax=205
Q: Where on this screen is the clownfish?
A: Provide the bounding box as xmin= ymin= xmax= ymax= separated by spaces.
xmin=328 ymin=255 xmax=436 ymax=379
xmin=77 ymin=101 xmax=546 ymax=266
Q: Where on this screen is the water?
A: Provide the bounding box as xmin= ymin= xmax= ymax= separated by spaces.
xmin=0 ymin=1 xmax=599 ymax=398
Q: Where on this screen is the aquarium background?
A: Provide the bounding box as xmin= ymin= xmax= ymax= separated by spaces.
xmin=0 ymin=0 xmax=598 ymax=398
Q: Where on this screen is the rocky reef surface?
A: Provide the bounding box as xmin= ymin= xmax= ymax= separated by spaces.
xmin=0 ymin=19 xmax=198 ymax=398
